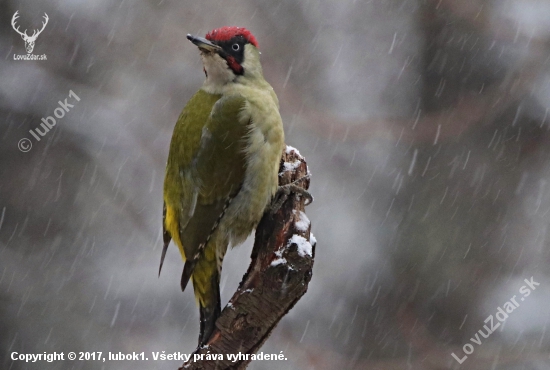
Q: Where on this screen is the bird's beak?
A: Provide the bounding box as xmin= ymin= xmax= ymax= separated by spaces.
xmin=187 ymin=34 xmax=222 ymax=53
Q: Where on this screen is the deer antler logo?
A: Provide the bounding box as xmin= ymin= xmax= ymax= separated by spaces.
xmin=11 ymin=11 xmax=49 ymax=54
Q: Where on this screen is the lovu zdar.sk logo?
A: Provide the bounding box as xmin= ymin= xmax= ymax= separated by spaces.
xmin=11 ymin=11 xmax=48 ymax=60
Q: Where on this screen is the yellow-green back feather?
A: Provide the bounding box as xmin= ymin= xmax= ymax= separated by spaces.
xmin=163 ymin=90 xmax=249 ymax=265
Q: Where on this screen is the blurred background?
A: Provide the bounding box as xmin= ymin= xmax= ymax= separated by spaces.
xmin=1 ymin=0 xmax=550 ymax=369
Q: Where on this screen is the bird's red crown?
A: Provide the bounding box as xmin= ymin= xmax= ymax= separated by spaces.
xmin=206 ymin=27 xmax=259 ymax=48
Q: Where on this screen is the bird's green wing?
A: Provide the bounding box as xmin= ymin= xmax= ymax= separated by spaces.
xmin=162 ymin=90 xmax=220 ymax=276
xmin=178 ymin=94 xmax=249 ymax=268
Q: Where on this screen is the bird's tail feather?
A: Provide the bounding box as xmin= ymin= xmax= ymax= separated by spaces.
xmin=197 ymin=271 xmax=221 ymax=345
xmin=181 ymin=259 xmax=196 ymax=292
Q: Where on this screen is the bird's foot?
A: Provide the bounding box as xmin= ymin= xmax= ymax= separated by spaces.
xmin=270 ymin=175 xmax=313 ymax=215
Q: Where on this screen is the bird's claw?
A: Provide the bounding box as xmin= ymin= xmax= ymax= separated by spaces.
xmin=269 ymin=176 xmax=313 ymax=215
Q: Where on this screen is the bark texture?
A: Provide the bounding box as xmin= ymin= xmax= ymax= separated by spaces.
xmin=180 ymin=146 xmax=315 ymax=370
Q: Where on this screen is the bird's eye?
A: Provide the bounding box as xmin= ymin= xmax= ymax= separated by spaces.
xmin=232 ymin=43 xmax=240 ymax=51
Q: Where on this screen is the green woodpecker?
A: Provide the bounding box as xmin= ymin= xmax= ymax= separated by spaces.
xmin=160 ymin=27 xmax=284 ymax=345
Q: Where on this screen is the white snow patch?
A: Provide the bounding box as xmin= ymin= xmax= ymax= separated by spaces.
xmin=285 ymin=145 xmax=301 ymax=156
xmin=288 ymin=234 xmax=312 ymax=257
xmin=310 ymin=232 xmax=317 ymax=245
xmin=294 ymin=210 xmax=310 ymax=232
xmin=283 ymin=160 xmax=301 ymax=172
xmin=271 ymin=258 xmax=287 ymax=267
